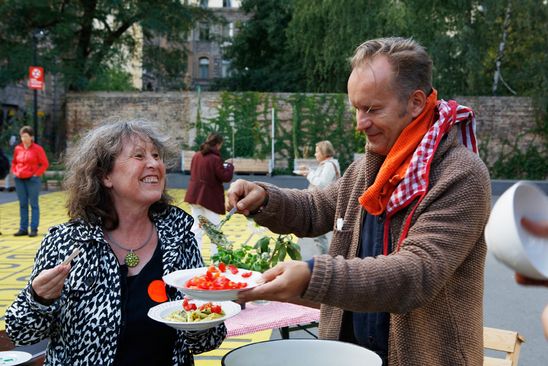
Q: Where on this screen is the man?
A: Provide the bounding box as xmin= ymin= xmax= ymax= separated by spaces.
xmin=228 ymin=37 xmax=491 ymax=365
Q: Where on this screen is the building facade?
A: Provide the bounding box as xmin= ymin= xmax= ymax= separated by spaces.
xmin=185 ymin=0 xmax=247 ymax=90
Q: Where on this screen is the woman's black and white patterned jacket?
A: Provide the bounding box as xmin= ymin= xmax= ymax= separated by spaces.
xmin=5 ymin=205 xmax=227 ymax=366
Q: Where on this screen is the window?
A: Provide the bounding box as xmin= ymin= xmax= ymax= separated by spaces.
xmin=223 ymin=0 xmax=232 ymax=8
xmin=199 ymin=58 xmax=209 ymax=79
xmin=222 ymin=22 xmax=234 ymax=39
xmin=198 ymin=22 xmax=210 ymax=41
xmin=221 ymin=60 xmax=231 ymax=78
xmin=199 ymin=0 xmax=208 ymax=8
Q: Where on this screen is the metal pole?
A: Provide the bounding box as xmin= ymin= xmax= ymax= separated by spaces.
xmin=270 ymin=108 xmax=275 ymax=175
xmin=32 ymin=33 xmax=38 ymax=143
xmin=230 ymin=112 xmax=235 ymax=161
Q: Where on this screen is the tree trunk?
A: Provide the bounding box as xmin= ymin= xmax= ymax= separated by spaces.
xmin=492 ymin=1 xmax=512 ymax=96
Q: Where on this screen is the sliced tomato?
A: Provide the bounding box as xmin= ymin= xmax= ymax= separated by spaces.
xmin=183 ymin=298 xmax=197 ymax=311
xmin=228 ymin=264 xmax=239 ymax=274
xmin=184 ymin=266 xmax=250 ymax=290
xmin=241 ymin=271 xmax=253 ymax=278
xmin=211 ymin=304 xmax=222 ymax=314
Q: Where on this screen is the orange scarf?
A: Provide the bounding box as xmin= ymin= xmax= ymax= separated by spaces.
xmin=359 ymin=90 xmax=438 ymax=215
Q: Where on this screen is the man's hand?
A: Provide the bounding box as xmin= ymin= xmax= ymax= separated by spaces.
xmin=226 ymin=179 xmax=268 ymax=216
xmin=31 ymin=264 xmax=71 ymax=302
xmin=238 ymin=261 xmax=312 ymax=303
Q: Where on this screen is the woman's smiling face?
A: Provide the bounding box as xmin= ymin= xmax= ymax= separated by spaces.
xmin=102 ymin=135 xmax=166 ymax=210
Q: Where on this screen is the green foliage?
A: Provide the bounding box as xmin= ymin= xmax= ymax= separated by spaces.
xmin=85 ymin=66 xmax=136 ymax=91
xmin=0 ymin=0 xmax=213 ymax=91
xmin=195 ymin=91 xmax=360 ymax=172
xmin=194 ymin=91 xmax=269 ymax=159
xmin=223 ymin=0 xmax=547 ymax=101
xmin=289 ymin=93 xmax=358 ymax=171
xmin=211 ymin=234 xmax=302 ymax=273
xmin=142 ymin=43 xmax=188 ymax=90
xmin=217 ymin=0 xmax=304 ymax=92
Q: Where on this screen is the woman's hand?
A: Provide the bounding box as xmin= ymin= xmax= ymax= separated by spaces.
xmin=31 ymin=264 xmax=71 ymax=302
xmin=298 ymin=165 xmax=310 ymax=176
xmin=227 ymin=179 xmax=268 ymax=216
xmin=521 ymin=217 xmax=548 ymax=237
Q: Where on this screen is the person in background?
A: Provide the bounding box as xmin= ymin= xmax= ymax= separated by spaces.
xmin=184 ymin=132 xmax=234 ymax=257
xmin=0 ymin=134 xmax=17 ymax=192
xmin=298 ymin=140 xmax=340 ymax=253
xmin=228 ymin=37 xmax=491 ymax=365
xmin=517 ymin=217 xmax=548 ymax=340
xmin=5 ymin=134 xmax=17 ymax=192
xmin=0 ymin=147 xmax=9 ymax=183
xmin=11 ymin=126 xmax=49 ymax=237
xmin=5 ymin=119 xmax=226 ymax=365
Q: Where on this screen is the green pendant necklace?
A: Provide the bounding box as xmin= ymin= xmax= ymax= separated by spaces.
xmin=105 ymin=225 xmax=155 ymax=268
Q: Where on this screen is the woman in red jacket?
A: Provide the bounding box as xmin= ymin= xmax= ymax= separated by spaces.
xmin=184 ymin=133 xmax=234 ymax=256
xmin=11 ymin=125 xmax=49 ymax=237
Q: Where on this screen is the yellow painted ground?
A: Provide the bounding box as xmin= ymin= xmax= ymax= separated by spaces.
xmin=0 ymin=189 xmax=277 ymax=365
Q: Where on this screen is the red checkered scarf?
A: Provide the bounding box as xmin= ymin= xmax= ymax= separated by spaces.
xmin=383 ymin=99 xmax=478 ymax=254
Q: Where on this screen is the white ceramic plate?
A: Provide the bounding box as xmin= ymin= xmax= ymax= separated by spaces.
xmin=163 ymin=267 xmax=263 ymax=301
xmin=0 ymin=351 xmax=32 ymax=366
xmin=148 ymin=299 xmax=241 ymax=331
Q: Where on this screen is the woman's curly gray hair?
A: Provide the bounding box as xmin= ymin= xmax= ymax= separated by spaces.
xmin=63 ymin=119 xmax=177 ymax=229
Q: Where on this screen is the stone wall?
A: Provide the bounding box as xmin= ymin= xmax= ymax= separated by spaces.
xmin=65 ymin=92 xmax=544 ymax=170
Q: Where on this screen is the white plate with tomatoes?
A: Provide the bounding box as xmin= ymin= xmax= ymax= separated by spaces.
xmin=148 ymin=298 xmax=241 ymax=331
xmin=163 ymin=264 xmax=263 ymax=301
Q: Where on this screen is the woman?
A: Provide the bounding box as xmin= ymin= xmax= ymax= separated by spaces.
xmin=184 ymin=132 xmax=234 ymax=256
xmin=298 ymin=140 xmax=340 ymax=254
xmin=299 ymin=140 xmax=340 ymax=189
xmin=5 ymin=120 xmax=226 ymax=365
xmin=11 ymin=125 xmax=49 ymax=237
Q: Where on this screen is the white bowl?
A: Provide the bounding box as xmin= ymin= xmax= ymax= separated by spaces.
xmin=147 ymin=299 xmax=241 ymax=331
xmin=222 ymin=339 xmax=382 ymax=366
xmin=485 ymin=181 xmax=548 ymax=279
xmin=163 ymin=267 xmax=262 ymax=301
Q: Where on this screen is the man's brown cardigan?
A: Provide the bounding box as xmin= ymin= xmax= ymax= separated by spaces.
xmin=254 ymin=127 xmax=491 ymax=365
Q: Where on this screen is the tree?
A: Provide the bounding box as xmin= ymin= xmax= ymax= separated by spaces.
xmin=223 ymin=0 xmax=546 ymax=99
xmin=218 ymin=0 xmax=304 ymax=92
xmin=0 ymin=0 xmax=213 ymax=91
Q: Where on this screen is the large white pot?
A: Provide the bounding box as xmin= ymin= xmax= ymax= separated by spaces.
xmin=485 ymin=181 xmax=548 ymax=279
xmin=222 ymin=339 xmax=382 ymax=366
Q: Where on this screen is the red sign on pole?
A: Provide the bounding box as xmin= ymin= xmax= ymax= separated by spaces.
xmin=28 ymin=66 xmax=44 ymax=90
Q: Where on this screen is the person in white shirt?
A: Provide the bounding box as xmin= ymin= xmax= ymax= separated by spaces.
xmin=298 ymin=140 xmax=340 ymax=253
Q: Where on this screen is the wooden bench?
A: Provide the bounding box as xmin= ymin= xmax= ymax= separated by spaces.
xmin=483 ymin=327 xmax=525 ymax=366
xmin=42 ymin=170 xmax=64 ymax=191
xmin=182 ymin=150 xmax=270 ymax=175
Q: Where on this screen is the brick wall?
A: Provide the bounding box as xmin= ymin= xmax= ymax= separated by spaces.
xmin=65 ymin=92 xmax=544 ymax=170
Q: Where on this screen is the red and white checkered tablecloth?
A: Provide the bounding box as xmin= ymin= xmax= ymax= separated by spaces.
xmin=225 ymin=301 xmax=320 ymax=337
